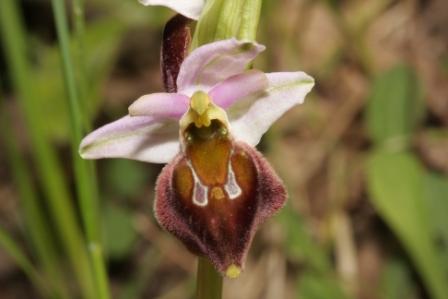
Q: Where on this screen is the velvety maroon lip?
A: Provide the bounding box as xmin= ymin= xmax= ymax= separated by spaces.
xmin=154 ymin=128 xmax=287 ymax=277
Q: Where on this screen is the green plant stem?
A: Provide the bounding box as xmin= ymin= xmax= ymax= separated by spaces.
xmin=50 ymin=0 xmax=110 ymax=299
xmin=51 ymin=0 xmax=97 ymax=246
xmin=0 ymin=1 xmax=93 ymax=297
xmin=196 ymin=258 xmax=223 ymax=299
xmin=71 ymin=0 xmax=90 ymax=130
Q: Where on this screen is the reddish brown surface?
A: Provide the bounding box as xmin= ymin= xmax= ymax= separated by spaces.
xmin=161 ymin=14 xmax=192 ymax=92
xmin=155 ymin=122 xmax=286 ymax=274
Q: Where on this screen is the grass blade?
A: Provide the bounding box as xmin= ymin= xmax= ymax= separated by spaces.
xmin=50 ymin=0 xmax=110 ymax=298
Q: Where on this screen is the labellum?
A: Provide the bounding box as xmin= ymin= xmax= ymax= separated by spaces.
xmin=155 ymin=86 xmax=287 ymax=277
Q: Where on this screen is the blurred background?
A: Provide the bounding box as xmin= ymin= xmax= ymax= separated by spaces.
xmin=0 ymin=0 xmax=447 ymax=298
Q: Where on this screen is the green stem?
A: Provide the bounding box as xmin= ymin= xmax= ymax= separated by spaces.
xmin=50 ymin=0 xmax=110 ymax=298
xmin=196 ymin=258 xmax=223 ymax=299
xmin=71 ymin=0 xmax=90 ymax=130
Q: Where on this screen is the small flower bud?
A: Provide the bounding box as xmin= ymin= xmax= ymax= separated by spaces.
xmin=161 ymin=14 xmax=192 ymax=92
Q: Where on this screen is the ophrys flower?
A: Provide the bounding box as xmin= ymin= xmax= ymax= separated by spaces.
xmin=80 ymin=38 xmax=314 ymax=277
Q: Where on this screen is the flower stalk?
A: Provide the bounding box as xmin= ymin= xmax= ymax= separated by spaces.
xmin=196 ymin=258 xmax=223 ymax=299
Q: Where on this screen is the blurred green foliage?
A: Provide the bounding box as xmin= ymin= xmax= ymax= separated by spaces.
xmin=366 ymin=66 xmax=424 ymax=147
xmin=0 ymin=0 xmax=169 ymax=298
xmin=33 ymin=19 xmax=125 ymax=141
xmin=298 ymin=271 xmax=348 ymax=299
xmin=103 ymin=159 xmax=151 ymax=198
xmin=280 ymin=208 xmax=329 ymax=272
xmin=367 ymin=151 xmax=448 ymax=299
xmin=102 ymin=203 xmax=137 ymax=259
xmin=366 ymin=65 xmax=448 ymax=299
xmin=0 ymin=1 xmax=448 ymax=299
xmin=379 ymin=259 xmax=416 ymax=299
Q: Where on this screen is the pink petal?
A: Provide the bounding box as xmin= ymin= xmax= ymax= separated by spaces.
xmin=128 ymin=93 xmax=189 ymax=119
xmin=139 ymin=0 xmax=204 ymax=20
xmin=79 ymin=115 xmax=179 ymax=163
xmin=229 ymin=72 xmax=315 ymax=146
xmin=177 ymin=39 xmax=265 ymax=95
xmin=209 ymin=70 xmax=268 ymax=109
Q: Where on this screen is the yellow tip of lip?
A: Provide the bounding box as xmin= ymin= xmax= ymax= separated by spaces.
xmin=225 ymin=264 xmax=241 ymax=279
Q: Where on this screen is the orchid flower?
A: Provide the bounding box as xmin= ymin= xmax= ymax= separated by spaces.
xmin=139 ymin=0 xmax=205 ymax=20
xmin=80 ymin=38 xmax=314 ymax=277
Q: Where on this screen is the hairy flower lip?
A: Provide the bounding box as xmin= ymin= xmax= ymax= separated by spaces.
xmin=155 ymin=140 xmax=287 ymax=276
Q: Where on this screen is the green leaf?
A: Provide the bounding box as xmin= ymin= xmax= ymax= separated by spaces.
xmin=366 ymin=65 xmax=424 ymax=147
xmin=425 ymin=173 xmax=448 ymax=245
xmin=367 ymin=151 xmax=448 ymax=299
xmin=424 ymin=172 xmax=448 ymax=275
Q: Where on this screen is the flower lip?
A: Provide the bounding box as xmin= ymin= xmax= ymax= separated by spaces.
xmin=155 ymin=139 xmax=288 ymax=276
